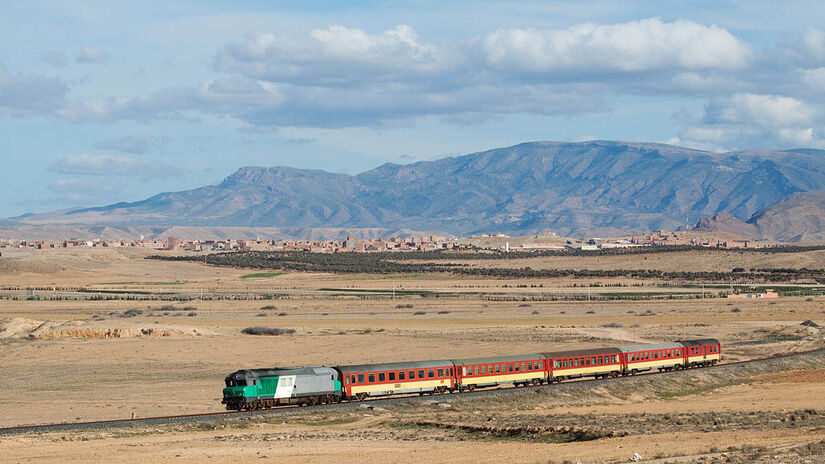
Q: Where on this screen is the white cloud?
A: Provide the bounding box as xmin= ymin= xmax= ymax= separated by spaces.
xmin=0 ymin=64 xmax=68 ymax=115
xmin=803 ymin=28 xmax=825 ymax=61
xmin=706 ymin=93 xmax=815 ymax=127
xmin=481 ymin=18 xmax=751 ymax=73
xmin=49 ymin=154 xmax=180 ymax=177
xmin=802 ymin=67 xmax=825 ymax=91
xmin=93 ymin=135 xmax=161 ymax=154
xmin=214 ymin=25 xmax=445 ymax=87
xmin=76 ymin=45 xmax=109 ymax=64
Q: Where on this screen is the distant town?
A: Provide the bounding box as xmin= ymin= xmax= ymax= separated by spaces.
xmin=0 ymin=229 xmax=776 ymax=254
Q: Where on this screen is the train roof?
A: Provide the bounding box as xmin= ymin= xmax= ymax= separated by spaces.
xmin=227 ymin=366 xmax=336 ymax=379
xmin=451 ymin=353 xmax=544 ymax=365
xmin=543 ymin=347 xmax=621 ymax=358
xmin=677 ymin=339 xmax=720 ymax=347
xmin=336 ymin=359 xmax=453 ymax=373
xmin=618 ymin=342 xmax=683 ymax=353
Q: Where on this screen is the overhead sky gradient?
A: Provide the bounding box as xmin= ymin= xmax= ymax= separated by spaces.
xmin=2 ymin=1 xmax=824 ymax=218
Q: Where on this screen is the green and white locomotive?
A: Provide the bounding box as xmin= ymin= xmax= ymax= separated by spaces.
xmin=222 ymin=366 xmax=342 ymax=410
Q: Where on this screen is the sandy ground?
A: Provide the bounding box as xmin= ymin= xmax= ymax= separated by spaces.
xmin=1 ymin=247 xmax=825 ymax=462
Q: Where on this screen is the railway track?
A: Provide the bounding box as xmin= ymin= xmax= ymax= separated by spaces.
xmin=1 ymin=347 xmax=823 ymax=436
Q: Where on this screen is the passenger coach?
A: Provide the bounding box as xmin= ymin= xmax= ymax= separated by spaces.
xmin=619 ymin=342 xmax=685 ymax=374
xmin=337 ymin=360 xmax=454 ymax=400
xmin=678 ymin=339 xmax=721 ymax=367
xmin=544 ymin=347 xmax=623 ymax=382
xmin=452 ymin=353 xmax=546 ymax=391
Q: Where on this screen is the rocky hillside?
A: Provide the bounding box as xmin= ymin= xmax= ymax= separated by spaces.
xmin=12 ymin=141 xmax=825 ymax=237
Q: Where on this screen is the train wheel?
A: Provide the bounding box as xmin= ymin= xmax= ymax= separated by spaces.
xmin=356 ymin=393 xmax=367 ymax=401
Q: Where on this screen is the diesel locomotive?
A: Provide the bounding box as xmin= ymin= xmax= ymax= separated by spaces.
xmin=222 ymin=338 xmax=720 ymax=410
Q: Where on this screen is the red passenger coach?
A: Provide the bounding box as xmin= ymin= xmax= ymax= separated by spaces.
xmin=452 ymin=353 xmax=546 ymax=391
xmin=543 ymin=347 xmax=622 ymax=382
xmin=337 ymin=360 xmax=454 ymax=400
xmin=678 ymin=339 xmax=721 ymax=367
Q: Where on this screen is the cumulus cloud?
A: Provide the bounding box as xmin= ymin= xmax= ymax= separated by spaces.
xmin=481 ymin=19 xmax=751 ymax=73
xmin=671 ymin=93 xmax=824 ymax=151
xmin=42 ymin=50 xmax=68 ymax=68
xmin=0 ymin=64 xmax=68 ymax=115
xmin=704 ymin=93 xmax=815 ymax=127
xmin=214 ymin=25 xmax=447 ymax=88
xmin=49 ymin=154 xmax=180 ymax=177
xmin=93 ymin=135 xmax=161 ymax=154
xmin=76 ymin=45 xmax=109 ymax=64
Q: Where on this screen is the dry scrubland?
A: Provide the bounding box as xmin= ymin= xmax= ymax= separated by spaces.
xmin=1 ymin=247 xmax=825 ymax=463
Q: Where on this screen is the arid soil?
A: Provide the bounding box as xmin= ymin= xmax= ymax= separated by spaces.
xmin=1 ymin=247 xmax=825 ymax=463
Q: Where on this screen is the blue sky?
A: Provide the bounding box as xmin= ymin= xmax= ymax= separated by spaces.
xmin=2 ymin=1 xmax=824 ymax=217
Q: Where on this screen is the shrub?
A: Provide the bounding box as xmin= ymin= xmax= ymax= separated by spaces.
xmin=118 ymin=309 xmax=143 ymax=318
xmin=518 ymin=303 xmax=532 ymax=307
xmin=396 ymin=304 xmax=414 ymax=309
xmin=731 ymin=307 xmax=741 ymax=313
xmin=241 ymin=326 xmax=296 ymax=336
xmin=586 ymin=310 xmax=596 ymax=314
xmin=187 ymin=311 xmax=197 ymax=317
xmin=600 ymin=322 xmax=623 ymax=328
xmin=437 ymin=310 xmax=451 ymax=314
xmin=277 ymin=312 xmax=288 ymax=316
xmin=413 ymin=311 xmax=427 ymax=315
xmin=261 ymin=305 xmax=277 ymax=310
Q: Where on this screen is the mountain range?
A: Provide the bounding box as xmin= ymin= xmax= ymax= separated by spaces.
xmin=7 ymin=141 xmax=825 ymax=240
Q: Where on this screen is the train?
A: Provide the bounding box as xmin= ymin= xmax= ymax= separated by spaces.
xmin=221 ymin=338 xmax=720 ymax=410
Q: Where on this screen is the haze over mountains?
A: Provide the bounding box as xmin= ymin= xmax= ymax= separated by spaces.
xmin=8 ymin=141 xmax=825 ymax=240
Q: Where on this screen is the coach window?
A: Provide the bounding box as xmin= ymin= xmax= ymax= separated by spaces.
xmin=437 ymin=368 xmax=444 ymax=377
xmin=506 ymin=364 xmax=512 ymax=372
xmin=522 ymin=362 xmax=527 ymax=371
xmin=514 ymin=363 xmax=520 ymax=372
xmin=368 ymin=374 xmax=375 ymax=383
xmin=399 ymin=371 xmax=405 ymax=381
xmin=389 ymin=372 xmax=396 ymax=381
xmin=495 ymin=364 xmax=501 ymax=374
xmin=482 ymin=366 xmax=487 ymax=374
xmin=427 ymin=369 xmax=434 ymax=378
xmin=378 ymin=373 xmax=385 ymax=382
xmin=358 ymin=374 xmax=365 ymax=383
xmin=409 ymin=370 xmax=415 ymax=380
xmin=418 ymin=370 xmax=425 ymax=379
xmin=449 ymin=368 xmax=453 ymax=375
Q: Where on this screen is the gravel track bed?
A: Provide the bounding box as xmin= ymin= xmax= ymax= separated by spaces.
xmin=2 ymin=348 xmax=823 ymax=437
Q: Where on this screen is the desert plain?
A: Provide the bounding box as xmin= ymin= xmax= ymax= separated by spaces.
xmin=2 ymin=247 xmax=825 ymax=463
